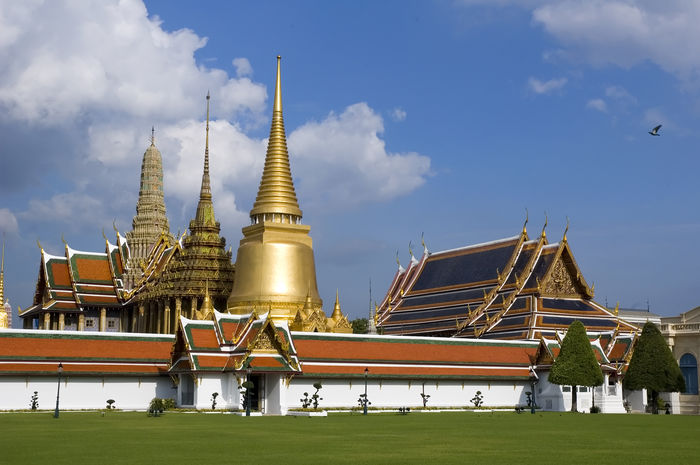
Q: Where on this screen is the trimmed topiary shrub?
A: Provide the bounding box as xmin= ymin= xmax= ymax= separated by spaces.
xmin=624 ymin=322 xmax=685 ymax=414
xmin=548 ymin=320 xmax=603 ymax=412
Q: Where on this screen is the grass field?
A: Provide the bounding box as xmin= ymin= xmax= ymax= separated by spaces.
xmin=0 ymin=411 xmax=697 ymax=464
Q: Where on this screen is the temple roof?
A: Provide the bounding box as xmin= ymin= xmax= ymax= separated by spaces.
xmin=169 ymin=310 xmax=300 ymax=373
xmin=129 ymin=96 xmax=234 ymax=305
xmin=0 ymin=329 xmax=172 ymax=375
xmin=21 ymin=236 xmax=128 ymax=317
xmin=292 ymin=332 xmax=538 ymax=380
xmin=376 ymin=223 xmax=636 ymax=341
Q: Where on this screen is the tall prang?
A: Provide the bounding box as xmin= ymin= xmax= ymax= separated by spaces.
xmin=127 ymin=94 xmax=235 ymax=333
xmin=125 ymin=129 xmax=174 ymax=289
xmin=0 ymin=238 xmax=10 ymax=328
xmin=227 ymin=56 xmax=351 ymax=333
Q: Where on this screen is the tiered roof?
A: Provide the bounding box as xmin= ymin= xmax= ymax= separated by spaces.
xmin=0 ymin=329 xmax=172 ymax=375
xmin=169 ymin=310 xmax=300 ymax=374
xmin=169 ymin=310 xmax=540 ymax=381
xmin=535 ymin=328 xmax=636 ymax=375
xmin=376 ymin=223 xmax=638 ymax=340
xmin=20 ymin=234 xmax=129 ymax=318
xmin=124 ymin=131 xmax=174 ymax=289
xmin=131 ymin=95 xmax=234 ymax=309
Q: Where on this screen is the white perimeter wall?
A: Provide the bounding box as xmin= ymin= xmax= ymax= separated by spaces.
xmin=0 ymin=375 xmax=174 ymax=410
xmin=284 ymin=377 xmax=534 ymax=412
xmin=185 ymin=373 xmax=241 ymax=411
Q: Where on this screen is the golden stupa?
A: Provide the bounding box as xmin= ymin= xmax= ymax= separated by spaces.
xmin=228 ymin=56 xmax=349 ymax=333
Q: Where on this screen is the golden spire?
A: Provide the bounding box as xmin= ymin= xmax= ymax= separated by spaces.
xmin=0 ymin=235 xmax=5 ymax=305
xmin=194 ymin=92 xmax=216 ymax=226
xmin=332 ymin=289 xmax=343 ymax=319
xmin=201 ymin=92 xmax=212 ymax=202
xmin=151 ymin=126 xmax=155 ymax=146
xmin=249 ymin=55 xmax=303 ymax=221
xmin=200 ymin=280 xmax=214 ymax=319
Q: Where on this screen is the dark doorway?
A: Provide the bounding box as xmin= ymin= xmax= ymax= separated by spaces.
xmin=249 ymin=374 xmax=263 ymax=411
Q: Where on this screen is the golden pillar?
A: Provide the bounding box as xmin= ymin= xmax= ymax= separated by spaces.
xmin=175 ymin=297 xmax=182 ymax=328
xmin=43 ymin=313 xmax=50 ymax=330
xmin=58 ymin=313 xmax=65 ymax=331
xmin=138 ymin=305 xmax=145 ymax=333
xmin=227 ymin=56 xmax=323 ymax=323
xmin=78 ymin=313 xmax=85 ymax=331
xmin=191 ymin=297 xmax=198 ymax=319
xmin=163 ymin=299 xmax=171 ymax=334
xmin=131 ymin=307 xmax=137 ymax=332
xmin=99 ymin=307 xmax=107 ymax=332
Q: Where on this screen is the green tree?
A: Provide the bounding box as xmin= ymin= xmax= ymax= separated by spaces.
xmin=548 ymin=320 xmax=603 ymax=412
xmin=351 ymin=318 xmax=368 ymax=334
xmin=623 ymin=321 xmax=685 ymax=413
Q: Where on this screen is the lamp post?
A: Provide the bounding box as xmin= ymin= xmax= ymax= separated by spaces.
xmin=53 ymin=362 xmax=63 ymax=419
xmin=245 ymin=367 xmax=252 ymax=417
xmin=363 ymin=367 xmax=369 ymax=415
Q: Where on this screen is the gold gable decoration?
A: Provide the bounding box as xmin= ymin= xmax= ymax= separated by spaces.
xmin=541 ymin=257 xmax=579 ymax=297
xmin=253 ymin=328 xmax=276 ymax=351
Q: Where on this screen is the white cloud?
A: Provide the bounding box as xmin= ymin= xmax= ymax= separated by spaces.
xmin=288 ymin=103 xmax=431 ymax=209
xmin=390 ymin=107 xmax=407 ymax=122
xmin=605 ymin=85 xmax=636 ymax=103
xmin=586 ymin=98 xmax=607 ymax=112
xmin=532 ymin=1 xmax=700 ymax=84
xmin=0 ymin=0 xmax=267 ymax=125
xmin=1 ymin=0 xmax=431 ymax=239
xmin=233 ymin=57 xmax=253 ymax=77
xmin=21 ymin=193 xmax=107 ymax=231
xmin=0 ymin=208 xmax=19 ymax=236
xmin=528 ymin=76 xmax=568 ymax=94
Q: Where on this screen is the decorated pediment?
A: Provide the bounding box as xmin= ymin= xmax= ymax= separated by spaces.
xmin=539 ymin=243 xmax=593 ymax=299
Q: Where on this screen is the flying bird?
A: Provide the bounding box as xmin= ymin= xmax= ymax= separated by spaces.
xmin=648 ymin=124 xmax=662 ymax=136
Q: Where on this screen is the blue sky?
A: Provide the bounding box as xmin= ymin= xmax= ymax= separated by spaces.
xmin=1 ymin=0 xmax=700 ymax=325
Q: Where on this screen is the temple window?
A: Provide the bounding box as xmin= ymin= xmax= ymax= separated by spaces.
xmin=680 ymin=353 xmax=698 ymax=395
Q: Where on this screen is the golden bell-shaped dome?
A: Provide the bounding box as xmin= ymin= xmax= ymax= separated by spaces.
xmin=227 ymin=56 xmax=322 ymax=322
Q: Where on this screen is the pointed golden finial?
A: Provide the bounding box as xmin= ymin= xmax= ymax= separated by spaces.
xmin=198 ymin=91 xmax=213 ymax=203
xmin=523 ymin=208 xmax=529 ymax=236
xmin=200 ymin=279 xmax=214 ymax=319
xmin=36 ymin=239 xmax=43 ymax=252
xmin=541 ymin=212 xmax=548 ymax=239
xmin=150 ymin=126 xmax=155 ymax=146
xmin=0 ymin=234 xmax=4 ymax=306
xmin=112 ymin=220 xmax=119 ymax=234
xmin=332 ymin=289 xmax=342 ymax=319
xmin=61 ymin=233 xmax=67 ymax=247
xmin=102 ymin=228 xmax=108 ymax=242
xmin=614 ymin=301 xmax=619 ymax=316
xmin=249 ymin=55 xmax=302 ymax=220
xmin=563 ymin=216 xmax=569 ymax=242
xmin=408 ymin=241 xmax=414 ymax=258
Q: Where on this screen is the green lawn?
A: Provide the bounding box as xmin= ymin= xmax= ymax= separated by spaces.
xmin=0 ymin=411 xmax=697 ymax=464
